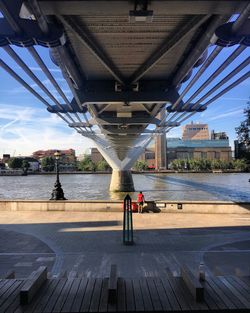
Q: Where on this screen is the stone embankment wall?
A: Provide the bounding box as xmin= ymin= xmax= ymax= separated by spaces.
xmin=0 ymin=200 xmax=249 ymax=214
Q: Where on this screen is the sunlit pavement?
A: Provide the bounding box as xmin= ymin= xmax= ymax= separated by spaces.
xmin=0 ymin=211 xmax=249 ymax=278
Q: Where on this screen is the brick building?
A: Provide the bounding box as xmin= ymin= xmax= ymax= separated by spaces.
xmin=182 ymin=122 xmax=209 ymax=140
xmin=32 ymin=149 xmax=76 ymax=170
xmin=166 ymin=138 xmax=232 ymax=167
xmin=90 ymin=148 xmax=104 ymax=164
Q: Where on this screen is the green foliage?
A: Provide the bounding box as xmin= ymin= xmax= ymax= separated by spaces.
xmin=41 ymin=156 xmax=55 ymax=172
xmin=231 ymin=159 xmax=248 ymax=171
xmin=22 ymin=160 xmax=30 ymax=169
xmin=22 ymin=160 xmax=30 ymax=173
xmin=235 ymin=102 xmax=250 ymax=159
xmin=78 ymin=155 xmax=96 ymax=171
xmin=96 ymin=159 xmax=110 ymax=171
xmin=171 ymin=159 xmax=184 ymax=170
xmin=235 ymin=103 xmax=250 ymax=146
xmin=8 ymin=157 xmax=23 ymax=169
xmin=134 ymin=160 xmax=148 ymax=171
xmin=170 ymin=158 xmax=247 ymax=172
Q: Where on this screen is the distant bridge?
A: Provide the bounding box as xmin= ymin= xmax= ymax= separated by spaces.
xmin=0 ymin=0 xmax=249 ymax=191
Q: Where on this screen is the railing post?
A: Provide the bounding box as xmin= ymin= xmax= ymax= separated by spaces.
xmin=123 ymin=194 xmax=134 ymax=245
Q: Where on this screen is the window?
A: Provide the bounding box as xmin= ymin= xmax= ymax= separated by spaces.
xmin=201 ymin=152 xmax=207 ymax=159
xmin=215 ymin=152 xmax=220 ymax=159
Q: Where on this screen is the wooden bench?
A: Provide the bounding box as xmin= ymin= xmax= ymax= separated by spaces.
xmin=2 ymin=270 xmax=15 ymax=279
xmin=20 ymin=266 xmax=47 ymax=305
xmin=180 ymin=266 xmax=204 ymax=302
xmin=108 ymin=264 xmax=118 ymax=304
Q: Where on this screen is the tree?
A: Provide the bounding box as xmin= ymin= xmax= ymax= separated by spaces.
xmin=232 ymin=159 xmax=247 ymax=171
xmin=22 ymin=160 xmax=30 ymax=174
xmin=134 ymin=160 xmax=148 ymax=171
xmin=78 ymin=155 xmax=96 ymax=171
xmin=235 ymin=102 xmax=250 ymax=159
xmin=8 ymin=157 xmax=23 ymax=169
xmin=96 ymin=159 xmax=110 ymax=171
xmin=41 ymin=156 xmax=55 ymax=172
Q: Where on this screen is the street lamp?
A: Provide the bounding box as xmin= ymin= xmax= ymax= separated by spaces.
xmin=50 ymin=150 xmax=67 ymax=200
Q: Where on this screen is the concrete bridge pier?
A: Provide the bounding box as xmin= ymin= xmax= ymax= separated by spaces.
xmin=89 ymin=134 xmax=153 ymax=192
xmin=109 ymin=169 xmax=135 ymax=192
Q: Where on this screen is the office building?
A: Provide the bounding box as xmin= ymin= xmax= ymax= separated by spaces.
xmin=182 ymin=122 xmax=209 ymax=140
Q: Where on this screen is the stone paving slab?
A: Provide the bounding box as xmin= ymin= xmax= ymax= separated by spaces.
xmin=0 ymin=212 xmax=249 ymax=278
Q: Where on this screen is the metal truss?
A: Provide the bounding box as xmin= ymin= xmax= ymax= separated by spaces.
xmin=0 ymin=0 xmax=249 ymax=170
xmin=0 ymin=0 xmax=94 ymax=139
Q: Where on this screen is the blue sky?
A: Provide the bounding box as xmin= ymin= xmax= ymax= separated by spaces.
xmin=0 ymin=42 xmax=249 ymax=157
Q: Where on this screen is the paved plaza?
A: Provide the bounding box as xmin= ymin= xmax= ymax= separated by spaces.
xmin=0 ymin=211 xmax=249 ymax=279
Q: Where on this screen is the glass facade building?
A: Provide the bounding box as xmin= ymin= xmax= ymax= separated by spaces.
xmin=167 ymin=138 xmax=230 ymax=148
xmin=166 ymin=138 xmax=232 ymax=167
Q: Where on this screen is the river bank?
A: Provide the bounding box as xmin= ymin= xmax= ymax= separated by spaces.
xmin=0 ymin=169 xmax=248 ymax=176
xmin=0 ymin=199 xmax=249 ymax=214
xmin=0 ymin=173 xmax=249 ymax=201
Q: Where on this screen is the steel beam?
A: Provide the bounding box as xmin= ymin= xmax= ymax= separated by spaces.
xmin=166 ymin=70 xmax=250 ymax=134
xmin=101 ymin=129 xmax=160 ymax=135
xmin=231 ymin=2 xmax=250 ymax=33
xmin=25 ymin=0 xmax=50 ymax=34
xmin=170 ymin=46 xmax=223 ymax=110
xmin=0 ymin=0 xmax=22 ymax=34
xmin=68 ymin=122 xmax=93 ymax=128
xmin=172 ymin=15 xmax=229 ymax=86
xmin=17 ymin=0 xmax=89 ymax=131
xmin=129 ymin=15 xmax=210 ymax=83
xmin=191 ymin=56 xmax=250 ymax=110
xmin=0 ymin=58 xmax=70 ymax=124
xmin=200 ymin=71 xmax=250 ymax=109
xmin=82 ymin=91 xmax=172 ymax=103
xmin=28 ymin=46 xmax=82 ymax=120
xmin=3 ymin=46 xmax=75 ymax=122
xmin=73 ymin=117 xmax=161 ymax=126
xmin=52 ymin=46 xmax=85 ymax=89
xmin=182 ymin=45 xmax=246 ymax=110
xmin=0 ymin=57 xmax=90 ymax=137
xmin=52 ymin=48 xmax=93 ymax=130
xmin=27 ymin=46 xmax=78 ymax=113
xmin=95 ymin=117 xmax=161 ymax=125
xmin=58 ymin=15 xmax=125 ymax=85
xmin=39 ymin=1 xmax=248 ymax=15
xmin=21 ymin=0 xmax=85 ymax=89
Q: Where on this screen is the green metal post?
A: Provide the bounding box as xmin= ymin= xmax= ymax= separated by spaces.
xmin=123 ymin=194 xmax=134 ymax=245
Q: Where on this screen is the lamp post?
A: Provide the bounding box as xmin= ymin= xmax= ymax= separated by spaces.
xmin=50 ymin=151 xmax=67 ymax=200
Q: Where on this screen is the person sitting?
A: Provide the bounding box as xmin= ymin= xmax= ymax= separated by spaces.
xmin=137 ymin=191 xmax=145 ymax=213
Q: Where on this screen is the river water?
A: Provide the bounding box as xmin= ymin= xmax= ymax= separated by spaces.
xmin=0 ymin=173 xmax=249 ymax=201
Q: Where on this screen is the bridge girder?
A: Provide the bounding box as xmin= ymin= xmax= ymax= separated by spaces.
xmin=0 ymin=0 xmax=249 ymax=191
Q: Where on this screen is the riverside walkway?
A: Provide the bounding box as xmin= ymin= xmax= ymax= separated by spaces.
xmin=0 ymin=211 xmax=249 ymax=312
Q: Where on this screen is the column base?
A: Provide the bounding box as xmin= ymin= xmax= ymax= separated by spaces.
xmin=109 ymin=170 xmax=135 ymax=192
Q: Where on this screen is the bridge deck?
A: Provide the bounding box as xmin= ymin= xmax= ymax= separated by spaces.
xmin=1 ymin=274 xmax=250 ymax=312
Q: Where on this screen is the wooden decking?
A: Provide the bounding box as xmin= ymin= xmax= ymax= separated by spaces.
xmin=0 ymin=275 xmax=250 ymax=312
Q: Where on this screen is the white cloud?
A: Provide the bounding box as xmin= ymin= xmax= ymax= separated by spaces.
xmin=0 ymin=102 xmax=93 ymax=156
xmin=0 ymin=104 xmax=41 ymax=121
xmin=2 ymin=77 xmax=71 ymax=101
xmin=0 ymin=125 xmax=93 ymax=156
xmin=208 ymin=109 xmax=243 ymax=121
xmin=167 ymin=127 xmax=182 ymax=138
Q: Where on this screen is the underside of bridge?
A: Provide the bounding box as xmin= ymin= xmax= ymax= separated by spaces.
xmin=0 ymin=0 xmax=249 ymax=191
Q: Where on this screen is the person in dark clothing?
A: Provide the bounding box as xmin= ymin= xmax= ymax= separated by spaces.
xmin=137 ymin=191 xmax=145 ymax=213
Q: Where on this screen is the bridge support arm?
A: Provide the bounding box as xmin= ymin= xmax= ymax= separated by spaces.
xmin=110 ymin=170 xmax=135 ymax=192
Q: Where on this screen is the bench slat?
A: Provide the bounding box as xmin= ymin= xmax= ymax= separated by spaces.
xmin=20 ymin=266 xmax=47 ymax=305
xmin=108 ymin=264 xmax=117 ymax=304
xmin=181 ymin=266 xmax=204 ymax=302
